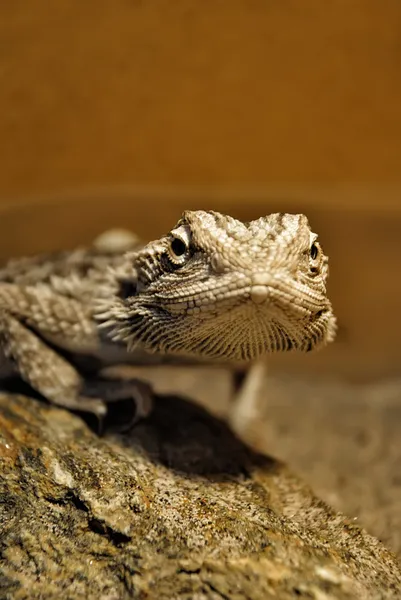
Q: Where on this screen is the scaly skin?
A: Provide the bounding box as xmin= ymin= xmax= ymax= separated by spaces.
xmin=98 ymin=210 xmax=336 ymax=361
xmin=0 ymin=211 xmax=336 ymax=428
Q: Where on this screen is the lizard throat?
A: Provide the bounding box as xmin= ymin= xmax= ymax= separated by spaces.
xmin=107 ymin=300 xmax=334 ymax=363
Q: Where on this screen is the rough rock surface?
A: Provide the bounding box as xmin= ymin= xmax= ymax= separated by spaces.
xmin=0 ymin=391 xmax=400 ymax=599
xmin=230 ymin=372 xmax=401 ymax=558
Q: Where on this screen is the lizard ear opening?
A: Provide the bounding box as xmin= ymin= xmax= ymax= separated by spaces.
xmin=118 ymin=277 xmax=138 ymax=300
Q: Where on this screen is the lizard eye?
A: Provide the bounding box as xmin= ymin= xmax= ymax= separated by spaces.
xmin=167 ymin=226 xmax=192 ymax=265
xmin=170 ymin=236 xmax=187 ymax=257
xmin=309 ymin=239 xmax=322 ymax=275
xmin=310 ymin=241 xmax=319 ymax=261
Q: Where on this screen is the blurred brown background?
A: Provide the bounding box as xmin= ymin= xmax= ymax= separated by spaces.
xmin=1 ymin=0 xmax=401 ymax=380
xmin=1 ymin=0 xmax=401 ymax=555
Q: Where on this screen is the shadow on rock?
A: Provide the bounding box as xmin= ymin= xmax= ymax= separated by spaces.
xmin=117 ymin=393 xmax=278 ymax=478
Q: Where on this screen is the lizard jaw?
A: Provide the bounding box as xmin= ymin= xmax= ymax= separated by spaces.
xmin=101 ymin=293 xmax=336 ymax=363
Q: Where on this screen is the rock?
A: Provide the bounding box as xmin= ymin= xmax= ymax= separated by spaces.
xmin=0 ymin=392 xmax=400 ymax=599
xmin=232 ymin=373 xmax=401 ymax=557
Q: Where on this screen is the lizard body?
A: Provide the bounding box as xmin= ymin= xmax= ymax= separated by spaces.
xmin=0 ymin=210 xmax=336 ymax=429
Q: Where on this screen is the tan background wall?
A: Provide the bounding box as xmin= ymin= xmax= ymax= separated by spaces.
xmin=1 ymin=1 xmax=401 ymax=195
xmin=0 ymin=1 xmax=401 ymax=379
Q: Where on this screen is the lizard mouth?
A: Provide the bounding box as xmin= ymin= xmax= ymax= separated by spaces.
xmin=158 ymin=274 xmax=327 ymax=322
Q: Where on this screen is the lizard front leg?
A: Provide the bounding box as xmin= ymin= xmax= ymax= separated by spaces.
xmin=0 ymin=310 xmax=107 ymax=418
xmin=229 ymin=362 xmax=267 ymax=443
xmin=0 ymin=283 xmax=152 ymax=429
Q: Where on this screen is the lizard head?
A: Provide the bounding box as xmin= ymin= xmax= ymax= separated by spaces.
xmin=98 ymin=210 xmax=336 ymax=362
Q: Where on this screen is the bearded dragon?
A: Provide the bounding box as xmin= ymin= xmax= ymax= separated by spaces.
xmin=0 ymin=210 xmax=336 ymax=430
